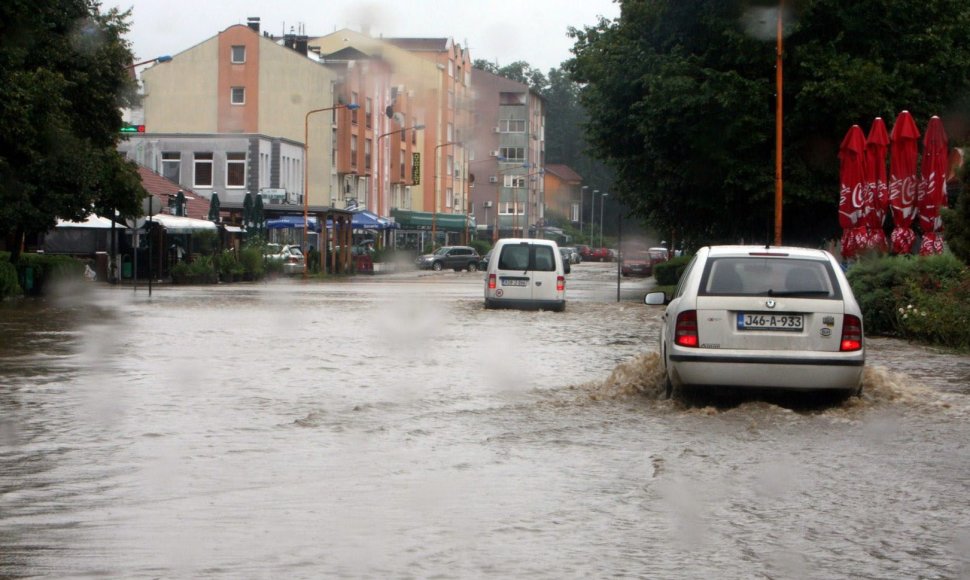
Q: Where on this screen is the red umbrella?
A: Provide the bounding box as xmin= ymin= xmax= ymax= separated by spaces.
xmin=838 ymin=125 xmax=868 ymax=259
xmin=889 ymin=111 xmax=920 ymax=254
xmin=918 ymin=115 xmax=948 ymax=255
xmin=864 ymin=117 xmax=890 ymax=253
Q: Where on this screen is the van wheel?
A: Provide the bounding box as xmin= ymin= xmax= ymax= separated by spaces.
xmin=467 ymin=262 xmax=478 ymax=272
xmin=432 ymin=262 xmax=443 ymax=271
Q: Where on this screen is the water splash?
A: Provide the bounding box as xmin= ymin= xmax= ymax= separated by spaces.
xmin=586 ymin=351 xmax=666 ymax=400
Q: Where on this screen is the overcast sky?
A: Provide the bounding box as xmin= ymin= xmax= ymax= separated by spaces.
xmin=102 ymin=0 xmax=620 ymax=73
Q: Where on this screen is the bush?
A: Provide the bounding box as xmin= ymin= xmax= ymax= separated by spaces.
xmin=238 ymin=245 xmax=265 ymax=280
xmin=0 ymin=256 xmax=22 ymax=300
xmin=216 ymin=250 xmax=245 ymax=281
xmin=171 ymin=256 xmax=218 ymax=284
xmin=11 ymin=253 xmax=85 ymax=296
xmin=469 ymin=239 xmax=492 ymax=257
xmin=653 ymin=255 xmax=692 ymax=286
xmin=847 ymin=253 xmax=970 ymax=348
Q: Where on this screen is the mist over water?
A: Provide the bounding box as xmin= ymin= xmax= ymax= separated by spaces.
xmin=1 ymin=266 xmax=968 ymax=578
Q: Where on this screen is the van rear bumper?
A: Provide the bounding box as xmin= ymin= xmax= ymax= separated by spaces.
xmin=485 ymin=298 xmax=565 ymax=312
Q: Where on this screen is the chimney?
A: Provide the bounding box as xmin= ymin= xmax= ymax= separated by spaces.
xmin=247 ymin=17 xmax=260 ymax=33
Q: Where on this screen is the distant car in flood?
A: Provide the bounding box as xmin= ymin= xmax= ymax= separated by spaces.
xmin=644 ymin=245 xmax=865 ymax=398
xmin=415 ymin=245 xmax=481 ymax=272
xmin=264 ymin=243 xmax=305 ymax=275
xmin=621 ymin=248 xmax=654 ymax=276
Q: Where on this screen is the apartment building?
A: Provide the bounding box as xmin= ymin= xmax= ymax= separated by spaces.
xmin=469 ymin=68 xmax=545 ymax=240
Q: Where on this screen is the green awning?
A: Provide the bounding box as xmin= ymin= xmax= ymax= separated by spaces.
xmin=390 ymin=209 xmax=475 ymax=232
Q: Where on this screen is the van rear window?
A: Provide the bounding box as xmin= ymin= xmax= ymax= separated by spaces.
xmin=498 ymin=244 xmax=557 ymax=272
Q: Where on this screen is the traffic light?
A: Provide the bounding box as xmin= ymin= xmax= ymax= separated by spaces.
xmin=120 ymin=124 xmax=145 ymax=133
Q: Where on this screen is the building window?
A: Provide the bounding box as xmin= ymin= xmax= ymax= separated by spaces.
xmin=500 ymin=147 xmax=525 ymax=161
xmin=231 ymin=86 xmax=245 ymax=105
xmin=445 ymin=187 xmax=453 ymax=208
xmin=412 ymin=117 xmax=418 ymax=145
xmin=351 ymin=92 xmax=359 ymax=125
xmin=504 ymin=175 xmax=526 ymax=188
xmin=365 ymin=138 xmax=372 ymax=171
xmin=161 ymin=152 xmax=180 ymax=183
xmin=400 ymin=149 xmax=406 ymax=180
xmin=447 ymin=123 xmax=454 ymax=142
xmin=231 ymin=45 xmax=246 ymax=63
xmin=226 ymin=152 xmax=246 ymax=188
xmin=500 ymin=119 xmax=526 ymax=132
xmin=351 ymin=135 xmax=358 ymax=168
xmin=194 ymin=152 xmax=213 ymax=188
xmin=365 ymin=97 xmax=373 ymax=129
xmin=498 ymin=202 xmax=525 ymax=215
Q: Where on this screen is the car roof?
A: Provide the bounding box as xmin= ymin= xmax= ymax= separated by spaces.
xmin=703 ymin=245 xmax=830 ymax=259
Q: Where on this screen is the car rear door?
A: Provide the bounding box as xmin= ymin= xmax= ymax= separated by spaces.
xmin=694 ymin=257 xmax=847 ymax=353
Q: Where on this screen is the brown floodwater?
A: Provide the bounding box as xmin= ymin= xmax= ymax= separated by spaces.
xmin=1 ymin=263 xmax=968 ymax=578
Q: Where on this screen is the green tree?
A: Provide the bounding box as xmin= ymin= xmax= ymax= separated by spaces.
xmin=568 ymin=0 xmax=970 ymax=245
xmin=0 ymin=0 xmax=146 ymax=262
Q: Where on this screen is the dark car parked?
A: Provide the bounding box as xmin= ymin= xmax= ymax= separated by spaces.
xmin=415 ymin=246 xmax=482 ymax=271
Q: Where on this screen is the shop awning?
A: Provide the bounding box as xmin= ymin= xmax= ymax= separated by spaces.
xmin=145 ymin=214 xmax=218 ymax=234
xmin=352 ymin=209 xmax=399 ymax=230
xmin=390 ymin=209 xmax=474 ymax=232
xmin=265 ymin=215 xmax=321 ymax=231
xmin=55 ymin=214 xmax=124 ymax=229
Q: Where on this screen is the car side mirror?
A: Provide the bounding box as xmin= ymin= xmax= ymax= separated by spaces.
xmin=644 ymin=291 xmax=667 ymax=305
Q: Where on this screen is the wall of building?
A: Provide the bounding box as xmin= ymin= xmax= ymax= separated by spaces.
xmin=142 ymin=37 xmax=219 ymax=133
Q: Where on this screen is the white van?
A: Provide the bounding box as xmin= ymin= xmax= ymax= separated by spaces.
xmin=484 ymin=238 xmax=567 ymax=311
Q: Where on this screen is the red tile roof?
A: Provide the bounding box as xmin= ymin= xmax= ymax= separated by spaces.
xmin=136 ymin=165 xmax=211 ymax=220
xmin=544 ymin=164 xmax=583 ymax=183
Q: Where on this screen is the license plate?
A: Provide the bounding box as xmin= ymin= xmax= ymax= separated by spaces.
xmin=501 ymin=278 xmax=528 ymax=287
xmin=737 ymin=312 xmax=803 ymax=331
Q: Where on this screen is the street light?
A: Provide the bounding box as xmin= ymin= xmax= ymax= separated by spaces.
xmin=580 ymin=185 xmax=588 ymax=237
xmin=303 ymin=101 xmax=360 ymax=277
xmin=599 ymin=192 xmax=609 ymax=247
xmin=126 ymin=55 xmax=172 ymax=70
xmin=591 ymin=190 xmax=599 ymax=242
xmin=376 ymin=124 xmax=425 ymax=220
xmin=431 ymin=140 xmax=461 ymax=247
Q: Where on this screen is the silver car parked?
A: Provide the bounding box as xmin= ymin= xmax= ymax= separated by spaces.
xmin=645 ymin=245 xmax=864 ymax=398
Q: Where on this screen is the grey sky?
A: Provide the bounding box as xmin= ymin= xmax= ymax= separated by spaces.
xmin=103 ymin=0 xmax=620 ymax=73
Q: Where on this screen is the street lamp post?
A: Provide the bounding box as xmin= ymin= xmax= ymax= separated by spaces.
xmin=431 ymin=141 xmax=460 ymax=248
xmin=580 ymin=185 xmax=588 ymax=238
xmin=591 ymin=190 xmax=599 ymax=242
xmin=303 ymin=102 xmax=360 ymax=278
xmin=599 ymin=192 xmax=609 ymax=247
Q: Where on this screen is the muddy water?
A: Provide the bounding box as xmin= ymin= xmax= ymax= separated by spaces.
xmin=1 ymin=265 xmax=968 ymax=579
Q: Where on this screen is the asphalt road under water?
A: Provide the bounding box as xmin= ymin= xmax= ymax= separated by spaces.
xmin=1 ymin=263 xmax=968 ymax=578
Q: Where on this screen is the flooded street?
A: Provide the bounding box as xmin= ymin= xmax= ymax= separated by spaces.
xmin=1 ymin=263 xmax=969 ymax=579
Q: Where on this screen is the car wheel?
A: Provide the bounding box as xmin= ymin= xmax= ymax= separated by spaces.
xmin=468 ymin=261 xmax=478 ymax=272
xmin=432 ymin=262 xmax=443 ymax=271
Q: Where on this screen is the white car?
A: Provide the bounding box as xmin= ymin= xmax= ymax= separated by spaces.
xmin=264 ymin=243 xmax=306 ymax=276
xmin=645 ymin=245 xmax=864 ymax=397
xmin=484 ymin=238 xmax=566 ymax=311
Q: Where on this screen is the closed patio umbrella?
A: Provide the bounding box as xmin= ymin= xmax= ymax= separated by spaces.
xmin=838 ymin=125 xmax=868 ymax=259
xmin=889 ymin=110 xmax=920 ymax=254
xmin=207 ymin=192 xmax=221 ymax=222
xmin=918 ymin=116 xmax=948 ymax=255
xmin=864 ymin=117 xmax=890 ymax=253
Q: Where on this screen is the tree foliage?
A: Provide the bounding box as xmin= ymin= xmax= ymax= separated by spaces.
xmin=0 ymin=0 xmax=146 ymax=261
xmin=568 ymin=0 xmax=970 ymax=246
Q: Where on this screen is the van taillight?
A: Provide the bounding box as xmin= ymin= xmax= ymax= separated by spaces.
xmin=675 ymin=310 xmax=699 ymax=348
xmin=840 ymin=314 xmax=863 ymax=351
xmin=556 ymin=275 xmax=565 ymax=292
xmin=488 ymin=274 xmax=496 ymax=289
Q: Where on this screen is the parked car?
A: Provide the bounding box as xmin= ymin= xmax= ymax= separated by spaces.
xmin=559 ymin=248 xmax=576 ymax=271
xmin=415 ymin=245 xmax=481 ymax=272
xmin=264 ymin=243 xmax=306 ymax=275
xmin=648 ymin=247 xmax=671 ymax=264
xmin=621 ymin=248 xmax=654 ymax=276
xmin=644 ymin=245 xmax=864 ymax=398
xmin=577 ymin=245 xmax=593 ymax=261
xmin=589 ymin=247 xmax=612 ymax=262
xmin=559 ymin=246 xmax=582 ymax=264
xmin=484 ymin=238 xmax=566 ymax=311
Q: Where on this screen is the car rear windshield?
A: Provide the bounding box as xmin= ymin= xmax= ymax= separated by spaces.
xmin=498 ymin=244 xmax=557 ymax=272
xmin=699 ymin=257 xmax=841 ymax=299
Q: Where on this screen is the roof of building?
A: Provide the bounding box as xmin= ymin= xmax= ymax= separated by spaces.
xmin=136 ymin=165 xmax=212 ymax=221
xmin=384 ymin=38 xmax=450 ymax=52
xmin=544 ymin=164 xmax=583 ymax=183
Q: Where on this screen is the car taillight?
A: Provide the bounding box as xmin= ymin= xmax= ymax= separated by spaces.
xmin=556 ymin=275 xmax=565 ymax=292
xmin=675 ymin=310 xmax=699 ymax=348
xmin=840 ymin=314 xmax=863 ymax=351
xmin=488 ymin=274 xmax=496 ymax=289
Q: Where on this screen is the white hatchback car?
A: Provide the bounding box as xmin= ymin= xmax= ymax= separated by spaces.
xmin=645 ymin=246 xmax=864 ymax=397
